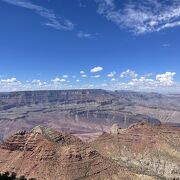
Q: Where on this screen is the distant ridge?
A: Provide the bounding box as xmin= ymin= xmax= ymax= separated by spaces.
xmin=0 ymin=89 xmax=179 ymax=143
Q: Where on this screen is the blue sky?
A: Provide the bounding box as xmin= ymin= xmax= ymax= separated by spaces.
xmin=0 ymin=0 xmax=180 ymax=92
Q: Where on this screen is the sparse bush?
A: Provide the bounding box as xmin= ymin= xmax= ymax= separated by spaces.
xmin=0 ymin=172 xmax=36 ymax=180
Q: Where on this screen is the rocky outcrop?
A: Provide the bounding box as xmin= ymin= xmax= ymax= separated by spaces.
xmin=110 ymin=124 xmax=122 ymax=135
xmin=91 ymin=122 xmax=180 ymax=179
xmin=0 ymin=126 xmax=155 ymax=180
xmin=31 ymin=126 xmax=83 ymax=145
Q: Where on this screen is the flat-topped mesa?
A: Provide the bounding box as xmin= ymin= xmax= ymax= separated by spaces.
xmin=0 ymin=89 xmax=110 ymax=108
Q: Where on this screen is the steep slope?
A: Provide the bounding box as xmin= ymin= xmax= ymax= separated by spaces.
xmin=91 ymin=122 xmax=180 ymax=179
xmin=0 ymin=126 xmax=154 ymax=180
xmin=0 ymin=90 xmax=163 ymax=142
xmin=116 ymin=91 xmax=180 ymax=124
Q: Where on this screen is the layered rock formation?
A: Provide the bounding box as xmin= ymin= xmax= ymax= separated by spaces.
xmin=1 ymin=89 xmax=175 ymax=142
xmin=91 ymin=122 xmax=180 ymax=179
xmin=0 ymin=126 xmax=155 ymax=180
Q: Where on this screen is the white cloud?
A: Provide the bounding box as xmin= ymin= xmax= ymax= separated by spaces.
xmin=51 ymin=78 xmax=60 ymax=84
xmin=62 ymin=75 xmax=68 ymax=78
xmin=60 ymin=79 xmax=66 ymax=82
xmin=127 ymin=77 xmax=155 ymax=87
xmin=81 ymin=74 xmax=87 ymax=78
xmin=117 ymin=71 xmax=177 ymax=91
xmin=96 ymin=0 xmax=180 ymax=34
xmin=80 ymin=71 xmax=87 ymax=78
xmin=2 ymin=0 xmax=74 ymax=30
xmin=143 ymin=73 xmax=153 ymax=78
xmin=51 ymin=77 xmax=66 ymax=84
xmin=90 ymin=66 xmax=103 ymax=73
xmin=92 ymin=75 xmax=101 ymax=78
xmin=1 ymin=77 xmax=17 ymax=83
xmin=111 ymin=78 xmax=116 ymax=81
xmin=103 ymin=0 xmax=114 ymax=7
xmin=156 ymin=72 xmax=176 ymax=86
xmin=77 ymin=31 xmax=95 ymax=39
xmin=107 ymin=71 xmax=116 ymax=77
xmin=0 ymin=71 xmax=179 ymax=92
xmin=120 ymin=69 xmax=138 ymax=79
xmin=32 ymin=79 xmax=42 ymax=85
xmin=0 ymin=77 xmax=22 ymax=92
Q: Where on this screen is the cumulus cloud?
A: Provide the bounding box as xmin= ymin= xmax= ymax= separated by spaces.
xmin=1 ymin=77 xmax=17 ymax=83
xmin=91 ymin=75 xmax=101 ymax=78
xmin=107 ymin=71 xmax=116 ymax=77
xmin=2 ymin=0 xmax=74 ymax=30
xmin=60 ymin=79 xmax=66 ymax=82
xmin=80 ymin=71 xmax=87 ymax=78
xmin=81 ymin=74 xmax=87 ymax=78
xmin=31 ymin=79 xmax=43 ymax=86
xmin=62 ymin=75 xmax=69 ymax=78
xmin=95 ymin=0 xmax=180 ymax=34
xmin=156 ymin=72 xmax=176 ymax=86
xmin=90 ymin=66 xmax=103 ymax=73
xmin=0 ymin=77 xmax=22 ymax=92
xmin=127 ymin=77 xmax=156 ymax=88
xmin=120 ymin=69 xmax=138 ymax=79
xmin=51 ymin=77 xmax=66 ymax=84
xmin=0 ymin=71 xmax=179 ymax=92
xmin=111 ymin=78 xmax=116 ymax=81
xmin=120 ymin=71 xmax=177 ymax=92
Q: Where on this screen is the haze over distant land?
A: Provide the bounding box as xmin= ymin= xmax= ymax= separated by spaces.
xmin=0 ymin=89 xmax=180 ymax=143
xmin=0 ymin=0 xmax=180 ymax=93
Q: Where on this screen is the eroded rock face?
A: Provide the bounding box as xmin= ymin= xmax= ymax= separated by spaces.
xmin=0 ymin=126 xmax=154 ymax=180
xmin=110 ymin=124 xmax=122 ymax=135
xmin=0 ymin=89 xmax=169 ymax=142
xmin=91 ymin=122 xmax=180 ymax=179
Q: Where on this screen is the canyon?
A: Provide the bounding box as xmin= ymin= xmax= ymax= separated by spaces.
xmin=0 ymin=123 xmax=179 ymax=179
xmin=0 ymin=89 xmax=180 ymax=179
xmin=0 ymin=89 xmax=180 ymax=142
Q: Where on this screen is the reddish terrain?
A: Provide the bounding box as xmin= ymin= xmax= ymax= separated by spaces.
xmin=91 ymin=122 xmax=180 ymax=179
xmin=0 ymin=126 xmax=156 ymax=180
xmin=1 ymin=89 xmax=173 ymax=143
